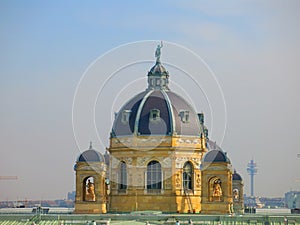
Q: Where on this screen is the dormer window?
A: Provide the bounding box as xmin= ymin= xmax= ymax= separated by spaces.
xmin=149 ymin=109 xmax=160 ymax=122
xmin=179 ymin=110 xmax=190 ymax=123
xmin=121 ymin=110 xmax=131 ymax=124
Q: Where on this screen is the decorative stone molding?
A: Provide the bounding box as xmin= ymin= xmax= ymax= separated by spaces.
xmin=111 ymin=156 xmax=133 ymax=168
xmin=157 ymin=156 xmax=172 ymax=168
xmin=196 ymin=174 xmax=201 ymax=188
xmin=175 ymin=156 xmax=201 ymax=168
xmin=137 ymin=156 xmax=152 ymax=167
xmin=175 ymin=173 xmax=181 ymax=188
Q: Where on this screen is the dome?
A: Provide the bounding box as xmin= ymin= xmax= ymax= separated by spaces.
xmin=111 ymin=44 xmax=204 ymax=138
xmin=233 ymin=170 xmax=243 ymax=181
xmin=78 ymin=143 xmax=104 ymax=163
xmin=203 ymin=150 xmax=230 ymax=163
xmin=112 ymin=90 xmax=203 ymax=137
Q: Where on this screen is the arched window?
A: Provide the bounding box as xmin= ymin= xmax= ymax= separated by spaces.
xmin=118 ymin=161 xmax=127 ymax=191
xmin=147 ymin=161 xmax=162 ymax=190
xmin=183 ymin=162 xmax=193 ymax=190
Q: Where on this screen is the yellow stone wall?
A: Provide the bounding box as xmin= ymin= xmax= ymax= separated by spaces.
xmin=201 ymin=162 xmax=233 ymax=214
xmin=74 ymin=135 xmax=241 ymax=214
xmin=233 ymin=179 xmax=244 ymax=214
xmin=74 ymin=161 xmax=108 ymax=214
xmin=108 ymin=135 xmax=206 ymax=213
xmin=75 ymin=202 xmax=106 ymax=214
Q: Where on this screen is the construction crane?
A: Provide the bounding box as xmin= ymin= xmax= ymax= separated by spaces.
xmin=0 ymin=176 xmax=18 ymax=180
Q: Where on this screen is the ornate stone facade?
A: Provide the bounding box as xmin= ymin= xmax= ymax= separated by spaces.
xmin=108 ymin=135 xmax=207 ymax=213
xmin=74 ymin=46 xmax=244 ymax=214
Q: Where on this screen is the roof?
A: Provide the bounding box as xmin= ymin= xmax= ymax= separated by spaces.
xmin=111 ymin=46 xmax=206 ymax=138
xmin=112 ymin=90 xmax=203 ymax=137
xmin=77 ymin=143 xmax=104 ymax=162
xmin=233 ymin=170 xmax=243 ymax=181
xmin=203 ymin=150 xmax=230 ymax=163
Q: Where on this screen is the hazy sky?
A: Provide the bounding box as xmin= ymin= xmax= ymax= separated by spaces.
xmin=0 ymin=0 xmax=300 ymax=201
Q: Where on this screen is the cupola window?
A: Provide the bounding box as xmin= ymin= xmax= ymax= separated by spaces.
xmin=150 ymin=79 xmax=155 ymax=86
xmin=121 ymin=110 xmax=131 ymax=124
xmin=149 ymin=109 xmax=160 ymax=122
xmin=179 ymin=110 xmax=190 ymax=123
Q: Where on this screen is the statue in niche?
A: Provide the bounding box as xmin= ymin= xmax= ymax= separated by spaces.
xmin=212 ymin=179 xmax=222 ymax=201
xmin=85 ymin=179 xmax=96 ymax=201
xmin=233 ymin=189 xmax=239 ymax=201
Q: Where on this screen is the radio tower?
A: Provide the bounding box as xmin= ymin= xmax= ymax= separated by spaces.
xmin=247 ymin=159 xmax=258 ymax=197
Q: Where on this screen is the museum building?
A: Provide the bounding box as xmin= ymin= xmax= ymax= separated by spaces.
xmin=74 ymin=45 xmax=244 ymax=214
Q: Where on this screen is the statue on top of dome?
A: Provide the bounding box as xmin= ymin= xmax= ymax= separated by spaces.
xmin=155 ymin=41 xmax=163 ymax=62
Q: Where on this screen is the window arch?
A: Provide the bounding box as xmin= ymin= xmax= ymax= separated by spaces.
xmin=147 ymin=161 xmax=162 ymax=190
xmin=183 ymin=162 xmax=193 ymax=190
xmin=118 ymin=161 xmax=127 ymax=190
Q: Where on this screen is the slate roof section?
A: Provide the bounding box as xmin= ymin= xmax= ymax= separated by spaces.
xmin=233 ymin=171 xmax=243 ymax=181
xmin=112 ymin=90 xmax=202 ymax=137
xmin=78 ymin=149 xmax=105 ymax=163
xmin=203 ymin=150 xmax=230 ymax=163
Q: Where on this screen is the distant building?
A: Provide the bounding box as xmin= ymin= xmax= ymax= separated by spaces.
xmin=74 ymin=45 xmax=244 ymax=214
xmin=285 ymin=191 xmax=300 ymax=211
xmin=67 ymin=191 xmax=75 ymax=201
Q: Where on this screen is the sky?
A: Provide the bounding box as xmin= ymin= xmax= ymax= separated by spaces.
xmin=0 ymin=0 xmax=300 ymax=201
